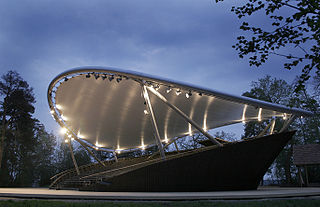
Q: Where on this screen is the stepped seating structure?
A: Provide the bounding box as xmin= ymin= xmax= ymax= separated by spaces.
xmin=50 ymin=147 xmax=208 ymax=190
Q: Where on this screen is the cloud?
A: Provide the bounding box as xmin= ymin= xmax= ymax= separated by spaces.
xmin=0 ymin=0 xmax=302 ymax=136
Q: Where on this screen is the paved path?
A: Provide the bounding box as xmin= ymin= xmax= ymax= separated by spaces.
xmin=0 ymin=187 xmax=319 ymax=201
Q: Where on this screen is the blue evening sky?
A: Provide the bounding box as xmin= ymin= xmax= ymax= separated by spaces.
xmin=0 ymin=0 xmax=302 ymax=137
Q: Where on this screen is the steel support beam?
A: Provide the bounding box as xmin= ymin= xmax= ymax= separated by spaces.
xmin=269 ymin=119 xmax=276 ymax=135
xmin=67 ymin=139 xmax=80 ymax=175
xmin=142 ymin=85 xmax=166 ymax=160
xmin=74 ymin=136 xmax=106 ymax=167
xmin=112 ymin=151 xmax=118 ymax=162
xmin=280 ymin=115 xmax=296 ymax=133
xmin=257 ymin=118 xmax=275 ymax=138
xmin=146 ymin=86 xmax=222 ymax=146
xmin=173 ymin=140 xmax=180 ymax=152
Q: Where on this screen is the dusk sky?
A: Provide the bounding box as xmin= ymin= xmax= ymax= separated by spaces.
xmin=0 ymin=0 xmax=303 ymax=137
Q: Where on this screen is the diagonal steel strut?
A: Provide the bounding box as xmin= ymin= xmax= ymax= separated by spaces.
xmin=146 ymin=86 xmax=222 ymax=146
xmin=142 ymin=85 xmax=166 ymax=160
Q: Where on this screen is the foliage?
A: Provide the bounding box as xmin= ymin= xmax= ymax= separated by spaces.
xmin=33 ymin=124 xmax=57 ymax=186
xmin=216 ymin=0 xmax=320 ymax=91
xmin=0 ymin=71 xmax=38 ymax=186
xmin=54 ymin=141 xmax=92 ymax=173
xmin=242 ymin=75 xmax=320 ymax=184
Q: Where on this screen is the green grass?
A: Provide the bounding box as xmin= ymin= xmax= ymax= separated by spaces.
xmin=0 ymin=199 xmax=319 ymax=207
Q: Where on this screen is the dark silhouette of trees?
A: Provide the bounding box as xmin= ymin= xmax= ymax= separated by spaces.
xmin=242 ymin=75 xmax=320 ymax=184
xmin=216 ymin=0 xmax=320 ymax=91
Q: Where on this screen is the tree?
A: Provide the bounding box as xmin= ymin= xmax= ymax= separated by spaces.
xmin=33 ymin=123 xmax=57 ymax=186
xmin=0 ymin=71 xmax=36 ymax=185
xmin=243 ymin=75 xmax=320 ymax=184
xmin=216 ymin=0 xmax=320 ymax=91
xmin=242 ymin=75 xmax=293 ymax=137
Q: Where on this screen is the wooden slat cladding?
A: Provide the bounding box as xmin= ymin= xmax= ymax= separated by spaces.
xmin=293 ymin=144 xmax=320 ymax=166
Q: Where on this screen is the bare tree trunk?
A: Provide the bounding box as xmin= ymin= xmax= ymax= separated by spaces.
xmin=284 ymin=141 xmax=294 ymax=184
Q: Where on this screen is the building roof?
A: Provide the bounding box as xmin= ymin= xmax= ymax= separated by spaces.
xmin=47 ymin=66 xmax=312 ymax=152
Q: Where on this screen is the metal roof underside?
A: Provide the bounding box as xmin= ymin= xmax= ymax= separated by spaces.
xmin=48 ymin=66 xmax=312 ymax=151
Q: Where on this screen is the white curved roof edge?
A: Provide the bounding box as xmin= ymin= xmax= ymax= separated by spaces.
xmin=48 ymin=66 xmax=313 ymax=117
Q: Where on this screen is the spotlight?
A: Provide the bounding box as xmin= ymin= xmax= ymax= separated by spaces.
xmin=186 ymin=91 xmax=192 ymax=98
xmin=154 ymin=84 xmax=160 ymax=91
xmin=144 ymin=109 xmax=149 ymax=115
xmin=116 ymin=76 xmax=122 ymax=83
xmin=166 ymin=87 xmax=172 ymax=93
xmin=176 ymin=89 xmax=182 ymax=96
xmin=86 ymin=73 xmax=91 ymax=78
xmin=60 ymin=127 xmax=67 ymax=134
xmin=108 ymin=75 xmax=114 ymax=81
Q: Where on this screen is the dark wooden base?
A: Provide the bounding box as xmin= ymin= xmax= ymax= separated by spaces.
xmin=94 ymin=131 xmax=295 ymax=192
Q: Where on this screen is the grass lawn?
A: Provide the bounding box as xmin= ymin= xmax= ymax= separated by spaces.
xmin=0 ymin=198 xmax=319 ymax=207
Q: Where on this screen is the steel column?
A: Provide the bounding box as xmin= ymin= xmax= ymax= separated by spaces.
xmin=257 ymin=119 xmax=275 ymax=138
xmin=146 ymin=86 xmax=222 ymax=146
xmin=173 ymin=140 xmax=180 ymax=152
xmin=269 ymin=119 xmax=276 ymax=135
xmin=142 ymin=85 xmax=166 ymax=160
xmin=113 ymin=151 xmax=118 ymax=162
xmin=67 ymin=139 xmax=80 ymax=175
xmin=280 ymin=115 xmax=296 ymax=133
xmin=74 ymin=136 xmax=106 ymax=167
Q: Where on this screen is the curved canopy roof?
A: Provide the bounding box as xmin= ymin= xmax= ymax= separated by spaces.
xmin=48 ymin=66 xmax=312 ymax=152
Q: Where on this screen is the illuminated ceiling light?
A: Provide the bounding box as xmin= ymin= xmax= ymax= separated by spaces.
xmin=56 ymin=104 xmax=62 ymax=110
xmin=68 ymin=134 xmax=72 ymax=138
xmin=283 ymin=113 xmax=287 ymax=120
xmin=144 ymin=109 xmax=149 ymax=115
xmin=258 ymin=108 xmax=262 ymax=122
xmin=154 ymin=84 xmax=160 ymax=91
xmin=186 ymin=91 xmax=192 ymax=98
xmin=77 ymin=131 xmax=85 ymax=138
xmin=94 ymin=73 xmax=100 ymax=80
xmin=50 ymin=110 xmax=54 ymax=114
xmin=140 ymin=144 xmax=145 ymax=150
xmin=60 ymin=127 xmax=67 ymax=134
xmin=86 ymin=73 xmax=91 ymax=78
xmin=166 ymin=87 xmax=172 ymax=93
xmin=242 ymin=105 xmax=247 ymax=124
xmin=61 ymin=115 xmax=68 ymax=121
xmin=300 ymin=116 xmax=303 ymax=119
xmin=64 ymin=77 xmax=68 ymax=82
xmin=116 ymin=76 xmax=122 ymax=83
xmin=71 ymin=137 xmax=74 ymax=141
xmin=116 ymin=148 xmax=122 ymax=154
xmin=95 ymin=142 xmax=103 ymax=148
xmin=108 ymin=75 xmax=114 ymax=81
xmin=65 ymin=139 xmax=69 ymax=143
xmin=176 ymin=89 xmax=182 ymax=96
xmin=164 ymin=138 xmax=169 ymax=143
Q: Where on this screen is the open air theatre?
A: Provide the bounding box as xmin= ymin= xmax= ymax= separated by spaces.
xmin=47 ymin=66 xmax=312 ymax=192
